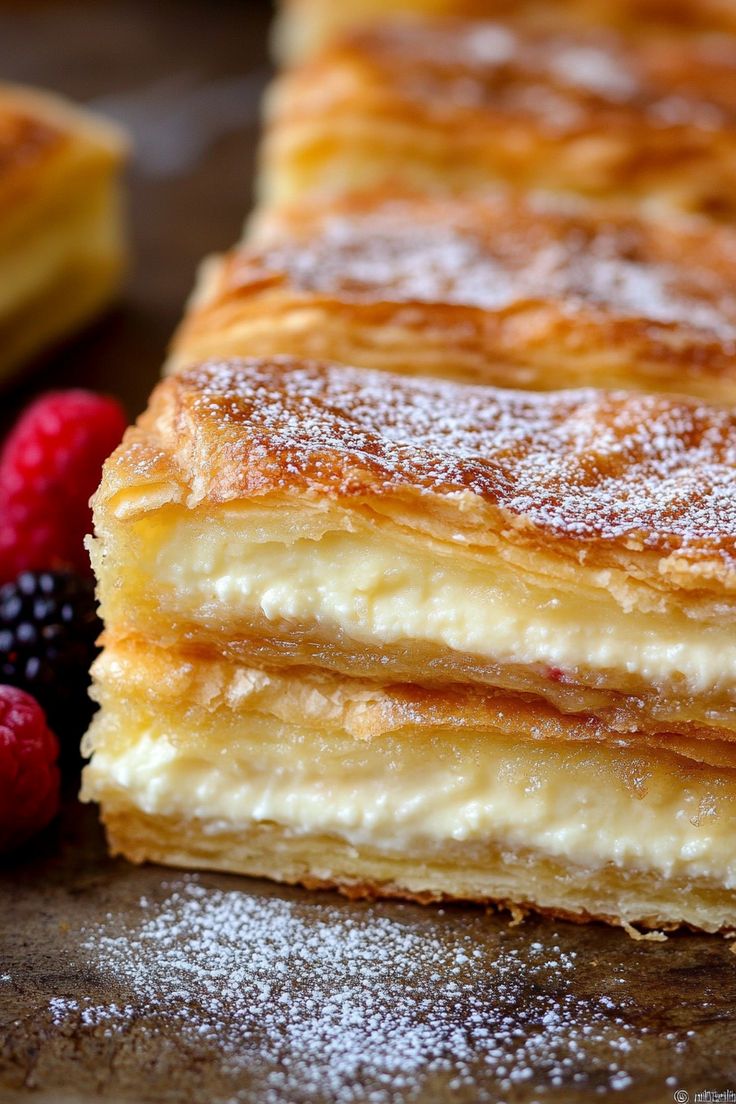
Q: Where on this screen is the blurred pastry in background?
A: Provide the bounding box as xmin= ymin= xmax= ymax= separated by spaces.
xmin=273 ymin=0 xmax=736 ymax=63
xmin=171 ymin=188 xmax=736 ymax=403
xmin=261 ymin=17 xmax=736 ymax=221
xmin=0 ymin=83 xmax=128 ymax=383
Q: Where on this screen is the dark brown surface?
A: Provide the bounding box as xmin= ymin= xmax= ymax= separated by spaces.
xmin=2 ymin=800 xmax=736 ymax=1103
xmin=1 ymin=3 xmax=736 ymax=1102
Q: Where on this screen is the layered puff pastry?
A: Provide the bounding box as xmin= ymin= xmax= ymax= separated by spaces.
xmin=172 ymin=190 xmax=736 ymax=403
xmin=0 ymin=83 xmax=127 ymax=381
xmin=83 ymin=637 xmax=736 ymax=932
xmin=260 ymin=18 xmax=736 ymax=221
xmin=83 ymin=357 xmax=736 ymax=930
xmin=274 ymin=0 xmax=736 ymax=63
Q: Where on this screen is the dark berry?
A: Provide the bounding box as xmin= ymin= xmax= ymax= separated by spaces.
xmin=0 ymin=571 xmax=102 ymax=749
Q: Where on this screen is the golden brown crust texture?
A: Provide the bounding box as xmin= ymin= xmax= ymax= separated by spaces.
xmin=0 ymin=83 xmax=127 ymax=233
xmin=101 ymin=357 xmax=736 ymax=585
xmin=172 ymin=190 xmax=736 ymax=401
xmin=263 ymin=18 xmax=736 ymax=218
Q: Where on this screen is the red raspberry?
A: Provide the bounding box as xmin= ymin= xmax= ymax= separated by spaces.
xmin=0 ymin=685 xmax=60 ymax=852
xmin=0 ymin=390 xmax=127 ymax=583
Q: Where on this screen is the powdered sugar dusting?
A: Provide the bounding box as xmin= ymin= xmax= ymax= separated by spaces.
xmin=239 ymin=204 xmax=736 ymax=339
xmin=46 ymin=879 xmax=646 ymax=1103
xmin=168 ymin=358 xmax=736 ymax=565
xmin=348 ymin=18 xmax=733 ymax=132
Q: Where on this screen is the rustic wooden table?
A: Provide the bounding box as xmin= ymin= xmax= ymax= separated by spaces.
xmin=1 ymin=3 xmax=735 ymax=1102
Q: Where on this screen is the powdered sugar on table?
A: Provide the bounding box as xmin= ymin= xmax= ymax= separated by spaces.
xmin=45 ymin=877 xmax=651 ymax=1104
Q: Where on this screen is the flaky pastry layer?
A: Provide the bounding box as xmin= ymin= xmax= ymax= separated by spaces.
xmin=90 ymin=358 xmax=736 ymax=739
xmin=171 ymin=190 xmax=736 ymax=402
xmin=86 ymin=638 xmax=736 ymax=770
xmin=0 ymin=179 xmax=125 ymax=379
xmin=98 ymin=807 xmax=736 ymax=933
xmin=261 ymin=18 xmax=736 ymax=220
xmin=82 ymin=641 xmax=736 ymax=932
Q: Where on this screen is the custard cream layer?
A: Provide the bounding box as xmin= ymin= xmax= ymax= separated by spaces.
xmin=101 ymin=503 xmax=736 ymax=696
xmin=83 ymin=718 xmax=736 ymax=887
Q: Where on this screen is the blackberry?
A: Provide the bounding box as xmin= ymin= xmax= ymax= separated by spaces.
xmin=0 ymin=571 xmax=102 ymax=747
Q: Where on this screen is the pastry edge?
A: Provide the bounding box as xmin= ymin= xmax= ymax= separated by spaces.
xmin=96 ymin=802 xmax=736 ymax=935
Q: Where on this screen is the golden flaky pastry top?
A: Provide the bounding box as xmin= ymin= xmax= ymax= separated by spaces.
xmin=0 ymin=109 xmax=62 ymax=196
xmin=100 ymin=357 xmax=736 ymax=585
xmin=265 ymin=17 xmax=736 ymax=216
xmin=212 ymin=191 xmax=736 ymax=339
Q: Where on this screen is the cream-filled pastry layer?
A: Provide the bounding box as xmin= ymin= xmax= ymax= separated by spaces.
xmin=83 ymin=643 xmax=736 ymax=928
xmin=83 ymin=701 xmax=736 ymax=894
xmin=92 ymin=500 xmax=736 ymax=702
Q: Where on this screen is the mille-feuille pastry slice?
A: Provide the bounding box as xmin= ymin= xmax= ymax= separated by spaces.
xmin=82 ymin=637 xmax=736 ymax=931
xmin=89 ymin=357 xmax=736 ymax=745
xmin=274 ymin=0 xmax=736 ymax=63
xmin=171 ymin=190 xmax=736 ymax=403
xmin=0 ymin=83 xmax=127 ymax=382
xmin=260 ymin=17 xmax=736 ymax=220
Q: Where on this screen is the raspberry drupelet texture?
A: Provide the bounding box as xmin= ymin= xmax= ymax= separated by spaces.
xmin=0 ymin=390 xmax=127 ymax=584
xmin=0 ymin=685 xmax=59 ymax=852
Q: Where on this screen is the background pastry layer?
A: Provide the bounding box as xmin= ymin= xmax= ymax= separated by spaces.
xmin=171 ymin=190 xmax=736 ymax=402
xmin=262 ymin=17 xmax=736 ymax=219
xmin=0 ymin=83 xmax=127 ymax=381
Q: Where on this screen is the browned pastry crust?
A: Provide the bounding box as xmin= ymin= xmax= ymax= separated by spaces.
xmin=90 ymin=358 xmax=736 ymax=739
xmin=274 ymin=0 xmax=736 ymax=64
xmin=171 ymin=190 xmax=736 ymax=402
xmin=262 ymin=18 xmax=736 ymax=219
xmin=102 ymin=357 xmax=736 ymax=583
xmin=0 ymin=109 xmax=63 ymax=210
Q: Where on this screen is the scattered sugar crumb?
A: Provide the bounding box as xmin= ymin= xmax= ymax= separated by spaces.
xmin=46 ymin=878 xmax=648 ymax=1103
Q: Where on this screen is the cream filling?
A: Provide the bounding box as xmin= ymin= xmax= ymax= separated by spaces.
xmin=84 ymin=723 xmax=736 ymax=886
xmin=135 ymin=509 xmax=736 ymax=695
